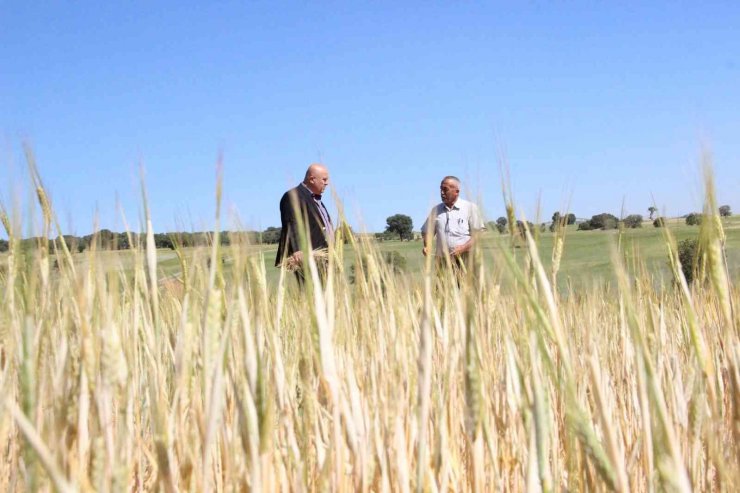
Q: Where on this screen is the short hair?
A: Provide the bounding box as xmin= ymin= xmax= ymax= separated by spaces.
xmin=441 ymin=176 xmax=461 ymax=188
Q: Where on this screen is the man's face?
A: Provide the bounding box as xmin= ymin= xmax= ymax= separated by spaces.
xmin=307 ymin=167 xmax=330 ymax=195
xmin=440 ymin=179 xmax=460 ymax=207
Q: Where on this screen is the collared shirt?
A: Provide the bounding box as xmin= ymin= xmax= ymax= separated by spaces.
xmin=421 ymin=198 xmax=485 ymax=256
xmin=301 ymin=183 xmax=334 ymax=238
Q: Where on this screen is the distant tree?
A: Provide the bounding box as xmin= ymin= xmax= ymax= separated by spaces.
xmin=685 ymin=213 xmax=703 ymax=226
xmin=495 ymin=216 xmax=507 ymax=234
xmin=648 ymin=206 xmax=657 ymax=220
xmin=550 ymin=211 xmax=573 ymax=231
xmin=0 ymin=239 xmax=8 ymax=252
xmin=588 ymin=213 xmax=619 ymax=230
xmin=719 ymin=205 xmax=732 ymax=217
xmin=516 ymin=220 xmax=534 ymax=236
xmin=623 ymin=214 xmax=643 ymax=228
xmin=152 ymin=233 xmax=173 ymax=249
xmin=577 ymin=222 xmax=594 ymax=231
xmin=385 ymin=214 xmax=413 ymax=240
xmin=653 ymin=217 xmax=666 ymax=228
xmin=97 ymin=229 xmax=117 ymax=248
xmin=117 ymin=233 xmax=131 ymax=249
xmin=374 ymin=231 xmax=396 ymax=242
xmin=261 ymin=226 xmax=282 ymax=244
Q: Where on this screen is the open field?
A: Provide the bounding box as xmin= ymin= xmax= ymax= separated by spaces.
xmin=0 ymin=185 xmax=739 ymax=491
xmin=6 ymin=216 xmax=737 ymax=290
xmin=39 ymin=215 xmax=736 ymax=290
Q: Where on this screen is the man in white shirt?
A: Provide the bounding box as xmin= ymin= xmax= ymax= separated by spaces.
xmin=421 ymin=176 xmax=485 ymax=273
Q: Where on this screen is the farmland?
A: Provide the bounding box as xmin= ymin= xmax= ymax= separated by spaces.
xmin=0 ymin=186 xmax=738 ymax=491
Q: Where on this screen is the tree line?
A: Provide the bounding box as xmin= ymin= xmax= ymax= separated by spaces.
xmin=376 ymin=204 xmax=733 ymax=242
xmin=0 ymin=228 xmax=286 ymax=253
xmin=0 ymin=205 xmax=732 ymax=253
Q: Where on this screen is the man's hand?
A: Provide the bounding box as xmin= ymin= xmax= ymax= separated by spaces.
xmin=422 ymin=246 xmax=428 ymax=257
xmin=450 ymin=241 xmax=472 ymax=257
xmin=291 ymin=251 xmax=304 ymax=264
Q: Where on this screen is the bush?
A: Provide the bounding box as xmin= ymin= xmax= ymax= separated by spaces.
xmin=383 ymin=251 xmax=407 ymax=273
xmin=261 ymin=227 xmax=282 ymax=244
xmin=578 ymin=213 xmax=618 ymax=231
xmin=589 ymin=213 xmax=619 ymax=230
xmin=653 ymin=217 xmax=665 ymax=228
xmin=374 ymin=232 xmax=396 ymax=242
xmin=719 ymin=205 xmax=731 ymax=217
xmin=516 ymin=220 xmax=534 ymax=235
xmin=350 ymin=250 xmax=406 ymax=283
xmin=550 ymin=212 xmax=575 ymax=231
xmin=677 ymin=238 xmax=698 ymax=284
xmin=685 ymin=213 xmax=703 ymax=226
xmin=495 ymin=217 xmax=507 ymax=234
xmin=623 ymin=214 xmax=643 ymax=229
xmin=550 ymin=212 xmax=564 ymax=232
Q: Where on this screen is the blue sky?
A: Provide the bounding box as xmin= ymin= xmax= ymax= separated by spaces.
xmin=2 ymin=1 xmax=739 ymax=236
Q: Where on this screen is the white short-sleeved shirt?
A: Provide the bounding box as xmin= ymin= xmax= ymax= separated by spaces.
xmin=421 ymin=198 xmax=485 ymax=256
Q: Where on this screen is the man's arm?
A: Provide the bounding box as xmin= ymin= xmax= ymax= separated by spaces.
xmin=279 ymin=191 xmax=302 ymax=260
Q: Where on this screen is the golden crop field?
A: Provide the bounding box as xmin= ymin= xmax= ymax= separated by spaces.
xmin=0 ymin=166 xmax=738 ymax=492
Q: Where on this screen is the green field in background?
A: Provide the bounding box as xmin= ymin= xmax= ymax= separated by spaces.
xmin=3 ymin=216 xmax=738 ymax=291
xmin=157 ymin=216 xmax=740 ymax=289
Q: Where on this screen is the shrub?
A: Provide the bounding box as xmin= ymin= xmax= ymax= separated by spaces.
xmin=516 ymin=220 xmax=534 ymax=235
xmin=577 ymin=222 xmax=593 ymax=231
xmin=350 ymin=250 xmax=406 ymax=283
xmin=685 ymin=213 xmax=703 ymax=226
xmin=589 ymin=213 xmax=619 ymax=230
xmin=550 ymin=212 xmax=566 ymax=232
xmin=374 ymin=231 xmax=396 ymax=242
xmin=653 ymin=217 xmax=665 ymax=228
xmin=495 ymin=217 xmax=507 ymax=234
xmin=623 ymin=214 xmax=643 ymax=229
xmin=383 ymin=251 xmax=407 ymax=273
xmin=677 ymin=238 xmax=698 ymax=284
xmin=550 ymin=212 xmax=575 ymax=231
xmin=261 ymin=226 xmax=282 ymax=244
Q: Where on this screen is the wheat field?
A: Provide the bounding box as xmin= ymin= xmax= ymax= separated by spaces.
xmin=0 ymin=161 xmax=738 ymax=492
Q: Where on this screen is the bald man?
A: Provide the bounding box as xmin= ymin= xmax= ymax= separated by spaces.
xmin=275 ymin=164 xmax=333 ymax=282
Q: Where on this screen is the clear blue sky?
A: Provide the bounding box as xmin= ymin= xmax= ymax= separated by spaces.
xmin=2 ymin=2 xmax=739 ymax=236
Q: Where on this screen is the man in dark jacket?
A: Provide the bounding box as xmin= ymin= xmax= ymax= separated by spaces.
xmin=275 ymin=163 xmax=333 ymax=283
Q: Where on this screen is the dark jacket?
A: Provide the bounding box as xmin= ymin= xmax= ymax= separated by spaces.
xmin=275 ymin=184 xmax=332 ymax=267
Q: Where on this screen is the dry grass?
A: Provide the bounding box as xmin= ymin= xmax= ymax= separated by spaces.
xmin=0 ymin=157 xmax=738 ymax=492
